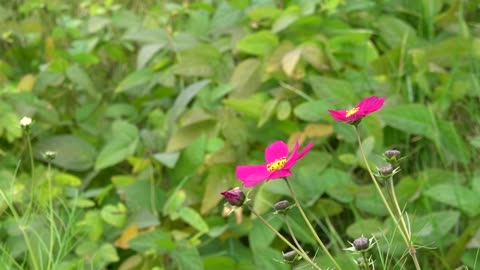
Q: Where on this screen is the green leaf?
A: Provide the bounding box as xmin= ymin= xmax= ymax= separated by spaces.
xmin=346 ymin=218 xmax=384 ymax=238
xmin=114 ymin=68 xmax=154 ymax=94
xmin=128 ymin=230 xmax=175 ymax=253
xmin=308 ymin=75 xmax=358 ymax=105
xmin=172 ymin=247 xmax=204 ymax=270
xmin=34 ymin=135 xmax=97 ymax=171
xmin=276 ymin=100 xmax=291 ymax=120
xmin=381 ymin=104 xmax=435 ymax=139
xmin=178 ymin=207 xmax=209 ymax=233
xmin=175 ymin=44 xmax=221 ymax=77
xmin=438 ymin=120 xmax=471 ymax=164
xmin=100 ymin=203 xmax=127 ymax=227
xmin=251 ymin=247 xmax=289 ymax=270
xmin=223 ymin=94 xmax=267 ymax=119
xmin=66 ymin=64 xmax=96 ymax=95
xmin=411 ymin=211 xmax=460 ymax=245
xmin=236 ymin=31 xmax=279 ymax=56
xmin=424 ymin=184 xmax=480 ymax=216
xmin=54 ymin=173 xmax=82 ymax=186
xmin=168 ymin=80 xmax=210 ymax=127
xmin=153 ymin=152 xmax=180 ymax=168
xmin=249 ymin=217 xmax=282 ymax=248
xmin=229 ymin=58 xmax=262 ymax=97
xmin=312 ymin=198 xmax=344 ymax=218
xmin=293 ymin=100 xmax=332 ymax=122
xmin=376 ymin=15 xmax=417 ymax=48
xmin=163 ymin=190 xmax=186 ymax=220
xmin=95 ymin=121 xmax=139 ymax=170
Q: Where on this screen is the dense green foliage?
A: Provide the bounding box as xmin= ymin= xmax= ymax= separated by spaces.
xmin=1 ymin=0 xmax=480 ymax=269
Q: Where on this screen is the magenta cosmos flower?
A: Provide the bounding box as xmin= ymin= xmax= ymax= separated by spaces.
xmin=235 ymin=141 xmax=313 ymax=187
xmin=328 ymin=96 xmax=385 ymax=123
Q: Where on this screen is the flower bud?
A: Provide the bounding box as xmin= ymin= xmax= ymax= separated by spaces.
xmin=282 ymin=250 xmax=297 ymax=262
xmin=274 ymin=200 xmax=289 ymax=211
xmin=353 ymin=237 xmax=370 ymax=251
xmin=384 ymin=149 xmax=401 ymax=163
xmin=220 ymin=188 xmax=245 ymax=207
xmin=20 ymin=116 xmax=32 ymax=129
xmin=378 ymin=164 xmax=393 ymax=176
xmin=44 ymin=151 xmax=57 ymax=161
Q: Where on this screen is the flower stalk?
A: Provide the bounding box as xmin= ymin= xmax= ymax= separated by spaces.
xmin=284 ymin=178 xmax=342 ymax=270
xmin=353 ymin=127 xmax=420 ymax=270
xmin=247 ymin=205 xmax=322 ymax=270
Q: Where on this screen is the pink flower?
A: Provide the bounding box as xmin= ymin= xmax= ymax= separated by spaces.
xmin=221 ymin=187 xmax=246 ymax=206
xmin=236 ymin=141 xmax=313 ymax=187
xmin=328 ymin=96 xmax=385 ymax=123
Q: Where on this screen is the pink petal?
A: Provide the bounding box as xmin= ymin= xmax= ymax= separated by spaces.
xmin=269 ymin=169 xmax=292 ymax=180
xmin=328 ymin=109 xmax=350 ymax=122
xmin=357 ymin=96 xmax=385 ymax=114
xmin=235 ymin=164 xmax=272 ymax=187
xmin=264 ymin=141 xmax=289 ymax=163
xmin=284 ymin=142 xmax=313 ymax=169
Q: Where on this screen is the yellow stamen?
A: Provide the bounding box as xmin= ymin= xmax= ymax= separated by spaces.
xmin=345 ymin=107 xmax=359 ymax=118
xmin=267 ymin=157 xmax=287 ymax=171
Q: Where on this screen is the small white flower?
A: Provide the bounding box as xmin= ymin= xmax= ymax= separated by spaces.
xmin=20 ymin=116 xmax=32 ymax=128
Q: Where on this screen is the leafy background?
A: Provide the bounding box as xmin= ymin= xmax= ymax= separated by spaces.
xmin=0 ymin=0 xmax=479 ymax=269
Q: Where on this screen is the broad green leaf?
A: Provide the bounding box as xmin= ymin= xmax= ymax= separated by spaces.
xmin=438 ymin=120 xmax=471 ymax=164
xmin=179 ymin=207 xmax=209 ymax=233
xmin=257 ymin=99 xmax=278 ymax=127
xmin=376 ymin=15 xmax=417 ymax=48
xmin=223 ymin=93 xmax=267 ymax=119
xmin=153 ymin=152 xmax=180 ymax=168
xmin=201 ymin=165 xmax=235 ymax=214
xmin=175 ymin=44 xmax=221 ymax=77
xmin=34 ymin=135 xmax=96 ymax=171
xmin=166 ymin=120 xmax=216 ymax=152
xmin=54 ymin=173 xmax=82 ymax=186
xmin=203 ymin=256 xmax=236 ymax=270
xmin=172 ymin=247 xmax=204 ymax=270
xmin=168 ymin=80 xmax=210 ymax=127
xmin=276 ymin=100 xmax=291 ymax=120
xmin=308 ymin=75 xmax=358 ymax=104
xmin=66 ymin=64 xmax=96 ymax=94
xmin=114 ymin=68 xmax=154 ymax=94
xmin=424 ymin=184 xmax=480 ymax=216
xmin=128 ymin=230 xmax=175 ymax=253
xmin=229 ymin=58 xmax=262 ymax=97
xmin=137 ymin=43 xmax=165 ymax=69
xmin=293 ymin=100 xmax=332 ymax=122
xmin=172 ymin=135 xmax=208 ymax=181
xmin=381 ymin=104 xmax=435 ymax=139
xmin=249 ymin=217 xmax=283 ymax=248
xmin=95 ymin=121 xmax=139 ymax=170
xmin=101 ymin=203 xmax=127 ymax=227
xmin=163 ymin=190 xmax=186 ymax=219
xmin=411 ymin=211 xmax=460 ymax=245
xmin=346 ymin=218 xmax=384 ymax=238
xmin=312 ymin=198 xmax=344 ymax=218
xmin=236 ymin=31 xmax=279 ymax=56
xmin=251 ymin=247 xmax=288 ymax=270
xmin=210 ymin=2 xmax=243 ymax=34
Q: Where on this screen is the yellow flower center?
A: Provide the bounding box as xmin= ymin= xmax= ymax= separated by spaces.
xmin=345 ymin=107 xmax=359 ymax=118
xmin=267 ymin=157 xmax=287 ymax=171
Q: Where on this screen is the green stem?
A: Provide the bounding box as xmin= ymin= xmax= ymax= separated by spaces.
xmin=362 ymin=252 xmax=371 ymax=270
xmin=353 ymin=127 xmax=420 ymax=270
xmin=26 ymin=132 xmax=35 ymax=205
xmin=47 ymin=162 xmax=55 ymax=270
xmin=0 ymin=189 xmax=40 ymax=270
xmin=247 ymin=205 xmax=322 ymax=270
xmin=284 ymin=215 xmax=309 ymax=259
xmin=283 ymin=178 xmax=342 ymax=270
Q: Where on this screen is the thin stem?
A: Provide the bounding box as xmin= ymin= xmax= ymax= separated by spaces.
xmin=353 ymin=127 xmax=420 ymax=270
xmin=247 ymin=205 xmax=322 ymax=270
xmin=26 ymin=132 xmax=35 ymax=205
xmin=387 ymin=176 xmax=421 ymax=270
xmin=47 ymin=161 xmax=55 ymax=270
xmin=0 ymin=189 xmax=40 ymax=270
xmin=362 ymin=252 xmax=371 ymax=270
xmin=284 ymin=215 xmax=309 ymax=258
xmin=283 ymin=178 xmax=342 ymax=270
